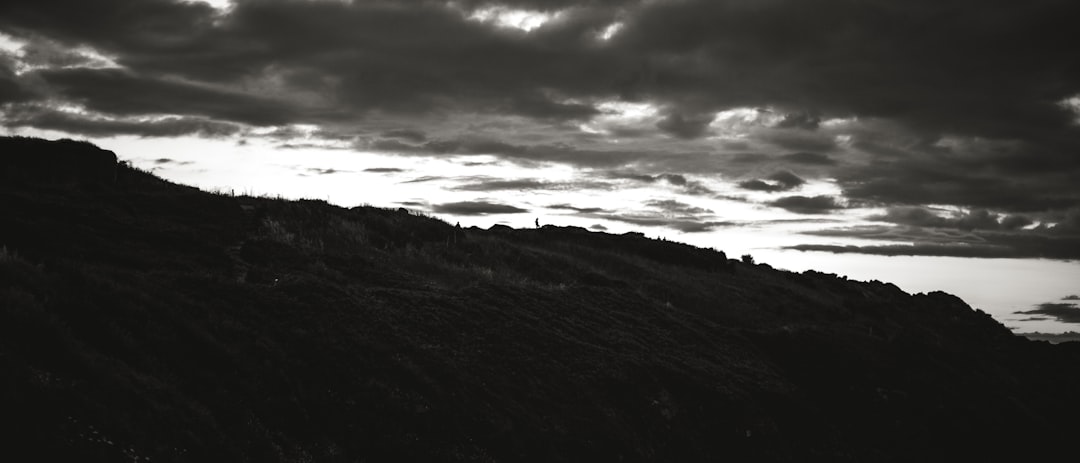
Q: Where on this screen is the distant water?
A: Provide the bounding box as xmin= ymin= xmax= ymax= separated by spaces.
xmin=754 ymin=251 xmax=1080 ymax=335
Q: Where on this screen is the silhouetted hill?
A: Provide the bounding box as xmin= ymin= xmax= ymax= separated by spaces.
xmin=1 ymin=136 xmax=118 ymax=185
xmin=2 ymin=136 xmax=1079 ymax=462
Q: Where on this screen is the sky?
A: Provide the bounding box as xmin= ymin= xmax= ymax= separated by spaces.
xmin=2 ymin=0 xmax=1079 ymax=334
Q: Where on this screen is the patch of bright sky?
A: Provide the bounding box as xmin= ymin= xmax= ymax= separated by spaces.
xmin=467 ymin=6 xmax=561 ymax=32
xmin=581 ymin=100 xmax=660 ymax=135
xmin=9 ymin=102 xmax=197 ymax=126
xmin=66 ymin=46 xmax=121 ymax=70
xmin=1060 ymin=95 xmax=1080 ymax=124
xmin=833 ymin=134 xmax=853 ymax=147
xmin=66 ymin=133 xmax=591 ymax=230
xmin=708 ymin=107 xmax=784 ymax=139
xmin=598 ymin=22 xmax=623 ymax=41
xmin=578 ymin=123 xmax=604 ymax=135
xmin=283 ymin=123 xmax=319 ymax=137
xmin=0 ymin=31 xmax=120 ymax=74
xmin=820 ymin=117 xmax=857 ymax=128
xmin=750 ymin=251 xmax=1080 ymax=334
xmin=596 ymin=101 xmax=659 ymax=120
xmin=109 ymin=135 xmax=455 ymax=207
xmin=177 ymin=0 xmax=232 ymax=9
xmin=49 ymin=102 xmax=93 ymax=115
xmin=0 ymin=32 xmax=30 ymax=74
xmin=0 ymin=31 xmax=25 ymax=54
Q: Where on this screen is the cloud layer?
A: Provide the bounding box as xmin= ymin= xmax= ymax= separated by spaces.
xmin=2 ymin=0 xmax=1080 ymax=257
xmin=1014 ymin=295 xmax=1080 ymax=324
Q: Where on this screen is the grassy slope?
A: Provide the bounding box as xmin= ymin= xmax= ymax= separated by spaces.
xmin=2 ymin=138 xmax=1079 ymax=462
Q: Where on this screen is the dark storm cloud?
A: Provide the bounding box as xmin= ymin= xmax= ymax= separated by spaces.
xmin=152 ymin=158 xmax=193 ymax=166
xmin=793 ymin=224 xmax=1080 ymax=260
xmin=432 ymin=201 xmax=528 ymax=216
xmin=617 ymin=0 xmax=1080 ymax=137
xmin=804 ymin=225 xmax=979 ymax=245
xmin=0 ymin=72 xmax=30 ymax=104
xmin=380 ymin=129 xmax=427 ymax=144
xmin=3 ymin=0 xmax=1080 ymax=237
xmin=1015 ymin=317 xmax=1050 ymax=322
xmin=840 ymin=167 xmax=1080 ymax=215
xmin=557 ymin=196 xmax=733 ymax=233
xmin=869 ymin=207 xmax=959 ymax=229
xmin=616 ymin=0 xmax=1080 ymax=218
xmin=775 ymin=112 xmax=820 ymax=131
xmin=587 ymin=213 xmax=734 ymax=233
xmin=957 ymin=210 xmax=1019 ymax=231
xmin=3 ymin=105 xmax=242 ymax=137
xmin=657 ymin=173 xmax=689 ymax=186
xmin=453 ymin=178 xmax=613 ymax=192
xmin=16 ymin=37 xmax=118 ymax=70
xmin=653 ymin=174 xmax=711 ymax=195
xmin=788 ymin=243 xmax=1022 ymax=259
xmin=201 ymin=0 xmax=622 ymax=116
xmin=611 ymin=199 xmax=733 ymax=232
xmin=3 ymin=0 xmax=1079 ymax=140
xmin=547 ymin=204 xmax=610 ymax=214
xmin=304 ymin=167 xmax=349 ymax=176
xmin=737 ymin=180 xmax=777 ymax=192
xmin=0 ymin=0 xmax=215 ymax=58
xmin=400 ymin=175 xmax=446 ymax=184
xmin=0 ymin=56 xmax=37 ymax=104
xmin=644 ymin=199 xmax=710 ymax=216
xmin=869 ymin=207 xmax=1032 ymax=232
xmin=773 ymin=169 xmax=807 ymax=187
xmin=668 ymin=221 xmax=733 ymax=233
xmin=781 ymin=152 xmax=835 ymax=166
xmin=454 ymin=179 xmax=555 ymax=191
xmin=375 ymin=136 xmax=661 ymax=168
xmin=737 ymin=170 xmax=805 ymax=193
xmin=33 ymin=68 xmax=301 ymax=126
xmin=452 ymin=0 xmax=635 ymax=10
xmin=1014 ymin=303 xmax=1080 ymax=324
xmin=730 ymin=153 xmax=769 ymax=164
xmin=506 ymin=92 xmax=600 ymax=121
xmin=606 ymin=172 xmax=681 ymax=184
xmin=1001 ymin=215 xmax=1035 ymax=231
xmin=655 ymin=111 xmax=715 ymax=139
xmin=769 ymin=196 xmax=844 ymax=214
xmin=369 ymin=138 xmax=420 ymax=153
xmin=1048 ymin=209 xmax=1080 ymax=233
xmin=2 ymin=0 xmax=621 ymax=122
xmin=1064 ymin=295 xmax=1080 ymax=301
xmin=759 ymin=130 xmax=838 ymax=153
xmin=706 ymin=151 xmax=835 ymax=181
xmin=605 ymin=171 xmax=715 ymax=196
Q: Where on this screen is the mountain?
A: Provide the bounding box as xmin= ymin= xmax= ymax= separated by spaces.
xmin=2 ymin=136 xmax=1079 ymax=462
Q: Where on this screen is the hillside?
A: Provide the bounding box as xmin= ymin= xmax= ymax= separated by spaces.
xmin=2 ymin=136 xmax=1079 ymax=462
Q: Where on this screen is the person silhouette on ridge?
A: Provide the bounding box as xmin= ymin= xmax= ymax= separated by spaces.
xmin=535 ymin=218 xmax=540 ymax=228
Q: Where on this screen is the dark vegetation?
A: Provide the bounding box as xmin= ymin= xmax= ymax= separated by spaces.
xmin=2 ymin=136 xmax=1080 ymax=462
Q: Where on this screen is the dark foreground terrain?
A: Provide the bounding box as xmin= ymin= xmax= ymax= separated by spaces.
xmin=2 ymin=136 xmax=1079 ymax=462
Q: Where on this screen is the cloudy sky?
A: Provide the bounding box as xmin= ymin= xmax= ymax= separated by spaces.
xmin=2 ymin=0 xmax=1080 ymax=332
